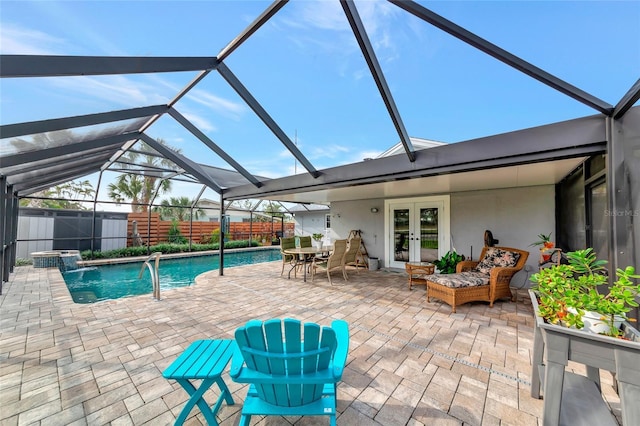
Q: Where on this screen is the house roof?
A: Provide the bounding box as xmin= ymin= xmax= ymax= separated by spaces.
xmin=1 ymin=1 xmax=638 ymax=205
xmin=376 ymin=137 xmax=446 ymax=159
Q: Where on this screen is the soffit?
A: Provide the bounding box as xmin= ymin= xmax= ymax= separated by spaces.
xmin=270 ymin=157 xmax=586 ymax=204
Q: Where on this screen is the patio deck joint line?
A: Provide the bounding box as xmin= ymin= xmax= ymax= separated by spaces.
xmin=353 ymin=324 xmax=531 ymax=386
xmin=224 ymin=277 xmax=531 ymax=387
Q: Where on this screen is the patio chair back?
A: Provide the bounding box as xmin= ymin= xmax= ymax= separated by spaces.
xmin=231 ymin=318 xmax=349 ymax=426
xmin=279 ymin=237 xmax=297 ymax=276
xmin=312 ymin=239 xmax=347 ymax=284
xmin=342 ymin=237 xmax=362 ymax=277
xmin=299 ymin=236 xmax=312 ymax=248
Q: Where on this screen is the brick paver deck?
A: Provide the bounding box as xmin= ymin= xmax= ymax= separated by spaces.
xmin=0 ymin=260 xmax=621 ymax=425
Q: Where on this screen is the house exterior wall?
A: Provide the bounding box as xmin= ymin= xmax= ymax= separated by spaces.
xmin=330 ymin=199 xmax=385 ymax=260
xmin=292 ymin=211 xmax=330 ymax=240
xmin=330 ymin=186 xmax=553 ymax=278
xmin=450 ymin=186 xmax=554 ymax=264
xmin=450 ymin=185 xmax=554 ymax=288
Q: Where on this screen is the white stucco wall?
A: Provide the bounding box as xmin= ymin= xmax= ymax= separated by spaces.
xmin=331 ymin=185 xmax=554 ymax=280
xmin=329 ymin=199 xmax=386 ymax=260
xmin=450 ymin=185 xmax=555 ymax=288
xmin=449 ymin=186 xmax=554 ymax=261
xmin=292 ymin=211 xmax=330 ymax=240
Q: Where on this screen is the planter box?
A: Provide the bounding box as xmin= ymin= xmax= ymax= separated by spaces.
xmin=529 ymin=290 xmax=640 ymax=426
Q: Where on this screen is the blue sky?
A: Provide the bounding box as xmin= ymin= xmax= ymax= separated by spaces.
xmin=1 ymin=0 xmax=639 ymax=208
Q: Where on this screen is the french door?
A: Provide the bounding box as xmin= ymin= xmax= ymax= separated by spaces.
xmin=385 ymin=196 xmax=450 ymax=269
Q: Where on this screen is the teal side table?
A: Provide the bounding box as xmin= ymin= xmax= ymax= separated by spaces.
xmin=163 ymin=339 xmax=236 ymax=425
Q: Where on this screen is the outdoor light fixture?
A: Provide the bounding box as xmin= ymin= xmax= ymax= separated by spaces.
xmin=370 ymin=207 xmax=379 ymax=213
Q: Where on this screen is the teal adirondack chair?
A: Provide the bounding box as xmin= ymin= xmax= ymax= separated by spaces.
xmin=230 ymin=318 xmax=350 ymax=426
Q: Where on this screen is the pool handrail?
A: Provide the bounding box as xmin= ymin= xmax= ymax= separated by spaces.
xmin=139 ymin=252 xmax=162 ymax=300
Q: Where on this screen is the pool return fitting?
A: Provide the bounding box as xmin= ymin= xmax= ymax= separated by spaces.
xmin=140 ymin=252 xmax=162 ymax=300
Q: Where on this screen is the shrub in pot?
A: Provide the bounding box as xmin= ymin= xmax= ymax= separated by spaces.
xmin=530 ymin=248 xmax=640 ymax=337
xmin=433 ymin=250 xmax=465 ymax=274
xmin=529 ymin=232 xmax=555 ymax=263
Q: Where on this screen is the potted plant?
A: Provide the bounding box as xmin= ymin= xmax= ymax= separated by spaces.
xmin=312 ymin=233 xmax=324 ymax=249
xmin=433 ymin=250 xmax=465 ymax=274
xmin=530 ymin=232 xmax=555 ymax=263
xmin=530 ymin=247 xmax=640 ymax=337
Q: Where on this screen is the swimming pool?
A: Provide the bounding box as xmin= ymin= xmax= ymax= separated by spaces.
xmin=62 ymin=249 xmax=281 ymax=303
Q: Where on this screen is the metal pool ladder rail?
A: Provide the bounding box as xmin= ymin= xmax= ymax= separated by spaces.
xmin=139 ymin=252 xmax=162 ymax=300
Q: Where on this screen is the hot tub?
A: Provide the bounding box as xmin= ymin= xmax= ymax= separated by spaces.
xmin=31 ymin=250 xmax=81 ymax=270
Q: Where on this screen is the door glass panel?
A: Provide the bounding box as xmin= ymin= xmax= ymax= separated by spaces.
xmin=393 ymin=209 xmax=409 ymax=262
xmin=419 ymin=208 xmax=438 ymax=262
xmin=589 ymin=181 xmax=608 ymax=261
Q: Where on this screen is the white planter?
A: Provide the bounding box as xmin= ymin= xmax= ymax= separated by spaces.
xmin=582 ymin=311 xmax=624 ymax=335
xmin=314 ymin=241 xmax=323 ymax=250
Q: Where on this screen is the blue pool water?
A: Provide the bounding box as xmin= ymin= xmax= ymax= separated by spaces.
xmin=62 ymin=249 xmax=281 ymax=303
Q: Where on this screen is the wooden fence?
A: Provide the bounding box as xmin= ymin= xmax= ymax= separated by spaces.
xmin=127 ymin=213 xmax=294 ymax=246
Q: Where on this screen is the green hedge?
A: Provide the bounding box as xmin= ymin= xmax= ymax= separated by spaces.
xmin=81 ymin=239 xmax=261 ymax=260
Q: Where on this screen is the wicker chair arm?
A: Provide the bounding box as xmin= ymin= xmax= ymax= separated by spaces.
xmin=456 ymin=260 xmax=479 ymax=273
xmin=489 ymin=266 xmax=521 ymax=285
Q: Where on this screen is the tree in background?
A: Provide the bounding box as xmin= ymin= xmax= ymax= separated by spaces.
xmin=263 ymin=201 xmax=284 ymax=219
xmin=107 ymin=139 xmax=177 ymax=212
xmin=167 ymin=220 xmax=188 ymax=244
xmin=108 ymin=174 xmax=145 ymax=212
xmin=20 ymin=180 xmax=95 ymax=210
xmin=154 ymin=197 xmax=206 ymax=221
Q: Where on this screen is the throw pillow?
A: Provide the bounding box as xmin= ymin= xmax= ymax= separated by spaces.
xmin=475 ymin=248 xmax=521 ymax=274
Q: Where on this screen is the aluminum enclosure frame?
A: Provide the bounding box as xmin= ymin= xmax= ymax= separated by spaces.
xmin=1 ymin=0 xmax=639 ymax=284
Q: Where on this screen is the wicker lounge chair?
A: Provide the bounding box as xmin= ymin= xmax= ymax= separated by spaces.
xmin=426 ymin=246 xmax=529 ymax=313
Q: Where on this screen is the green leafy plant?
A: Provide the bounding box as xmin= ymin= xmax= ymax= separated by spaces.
xmin=312 ymin=233 xmax=324 ymax=242
xmin=167 ymin=220 xmax=188 ymax=244
xmin=530 ymin=232 xmax=554 ymax=249
xmin=433 ymin=250 xmax=465 ymax=274
xmin=80 ymin=239 xmax=258 ymax=260
xmin=530 ymin=248 xmax=640 ymax=337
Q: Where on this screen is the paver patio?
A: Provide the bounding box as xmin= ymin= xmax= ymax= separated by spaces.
xmin=0 ymin=260 xmax=622 ymax=425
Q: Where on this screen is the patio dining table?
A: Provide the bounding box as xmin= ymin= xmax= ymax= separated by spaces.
xmin=284 ymin=246 xmax=332 ymax=282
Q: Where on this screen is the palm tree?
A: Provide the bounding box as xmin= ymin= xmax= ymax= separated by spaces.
xmin=263 ymin=201 xmax=283 ymax=218
xmin=20 ymin=179 xmax=95 ymax=210
xmin=107 ymin=139 xmax=178 ymax=212
xmin=107 ymin=174 xmax=145 ymax=212
xmin=154 ymin=197 xmax=206 ymax=221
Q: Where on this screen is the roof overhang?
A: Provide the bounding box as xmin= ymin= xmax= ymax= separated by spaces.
xmin=223 ymin=113 xmax=606 ymax=202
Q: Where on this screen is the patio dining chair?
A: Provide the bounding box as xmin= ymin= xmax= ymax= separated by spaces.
xmin=299 ymin=235 xmax=312 ymax=248
xmin=280 ymin=237 xmax=297 ymax=276
xmin=311 ymin=239 xmax=348 ymax=285
xmin=230 ymin=318 xmax=350 ymax=426
xmin=342 ymin=237 xmax=362 ymax=278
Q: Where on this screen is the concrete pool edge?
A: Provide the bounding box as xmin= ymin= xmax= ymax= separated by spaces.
xmin=64 ymin=247 xmax=282 ymax=305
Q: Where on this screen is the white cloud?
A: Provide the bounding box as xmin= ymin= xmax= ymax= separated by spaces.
xmin=296 ymin=1 xmax=349 ymax=32
xmin=278 ymin=0 xmax=405 ymax=74
xmin=48 ymin=74 xmax=170 ymax=107
xmin=0 ymin=24 xmax=66 ymax=54
xmin=359 ymin=149 xmax=383 ymax=160
xmin=179 ymin=109 xmax=217 ymax=133
xmin=309 ymin=144 xmax=350 ymax=160
xmin=188 ymin=89 xmax=247 ymax=120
